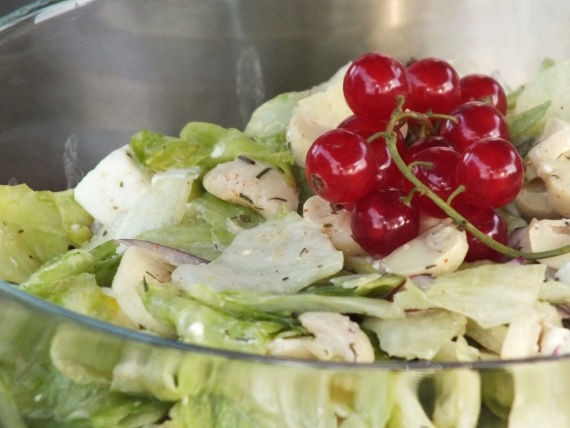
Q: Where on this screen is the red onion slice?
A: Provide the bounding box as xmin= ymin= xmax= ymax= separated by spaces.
xmin=117 ymin=239 xmax=209 ymax=266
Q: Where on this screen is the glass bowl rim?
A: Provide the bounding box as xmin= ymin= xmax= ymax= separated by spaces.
xmin=3 ymin=279 xmax=569 ymax=371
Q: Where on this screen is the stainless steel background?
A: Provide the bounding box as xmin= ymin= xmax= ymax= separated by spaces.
xmin=0 ymin=0 xmax=569 ymax=190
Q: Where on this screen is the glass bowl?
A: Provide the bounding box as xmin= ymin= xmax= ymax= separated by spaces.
xmin=1 ymin=1 xmax=570 ymax=426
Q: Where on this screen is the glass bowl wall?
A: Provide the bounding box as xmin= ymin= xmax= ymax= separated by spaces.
xmin=1 ymin=1 xmax=570 ymax=426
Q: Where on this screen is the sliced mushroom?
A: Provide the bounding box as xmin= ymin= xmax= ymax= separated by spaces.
xmin=285 ymin=65 xmax=352 ymax=166
xmin=526 ymin=121 xmax=570 ymax=217
xmin=302 ymin=195 xmax=365 ymax=256
xmin=514 ymin=178 xmax=559 ymax=220
xmin=520 ymin=218 xmax=570 ymax=268
xmin=527 ymin=121 xmax=570 ymax=171
xmin=267 ymin=312 xmax=374 ymax=363
xmin=202 ymin=157 xmax=298 ymax=219
xmin=536 ymin=159 xmax=570 ymax=217
xmin=501 ymin=302 xmax=562 ymax=358
xmin=112 ymin=246 xmax=175 ymax=336
xmin=380 ymin=220 xmax=468 ymax=277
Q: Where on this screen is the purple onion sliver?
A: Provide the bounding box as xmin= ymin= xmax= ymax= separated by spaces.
xmin=117 ymin=239 xmax=209 ymax=266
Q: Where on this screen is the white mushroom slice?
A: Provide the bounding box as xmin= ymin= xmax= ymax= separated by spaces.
xmin=502 ymin=302 xmax=561 ymax=359
xmin=380 ymin=220 xmax=468 ymax=276
xmin=500 ymin=308 xmax=542 ymax=359
xmin=268 ymin=312 xmax=374 ymax=363
xmin=286 ymin=65 xmax=352 ymax=166
xmin=535 ymin=159 xmax=570 ymax=217
xmin=202 ymin=157 xmax=298 ymax=219
xmin=302 ymin=195 xmax=365 ymax=256
xmin=525 ymin=122 xmax=570 ymax=216
xmin=520 ymin=218 xmax=570 ymax=268
xmin=74 ymin=145 xmax=152 ymax=226
xmin=527 ymin=120 xmax=570 ymax=171
xmin=514 ymin=178 xmax=559 ymax=220
xmin=112 ymin=246 xmax=175 ymax=336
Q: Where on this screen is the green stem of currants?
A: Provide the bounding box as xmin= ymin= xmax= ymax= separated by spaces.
xmin=384 ymin=98 xmax=570 ymax=261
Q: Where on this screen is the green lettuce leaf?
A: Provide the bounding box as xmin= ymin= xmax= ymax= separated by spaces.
xmin=506 ymin=101 xmax=551 ymax=155
xmin=141 ymin=283 xmax=288 ymax=353
xmin=425 ymin=264 xmax=545 ymax=329
xmin=507 ymin=360 xmax=570 ymax=427
xmin=130 ymin=122 xmax=295 ymax=183
xmin=364 ymin=309 xmax=466 ymax=360
xmin=0 ymin=185 xmax=92 ymax=283
xmin=172 ymin=212 xmax=344 ymax=295
xmin=514 ymin=60 xmax=570 ymax=127
xmin=184 ymin=283 xmax=403 ymax=321
xmin=244 ymin=91 xmax=309 ymax=139
xmin=20 ymin=246 xmax=133 ymax=328
xmin=431 ymin=369 xmax=481 ymax=428
xmin=387 ymin=373 xmax=435 ymax=428
xmin=138 ymin=192 xmax=265 ymax=261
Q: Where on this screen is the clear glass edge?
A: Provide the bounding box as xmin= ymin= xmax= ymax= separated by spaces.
xmin=0 ymin=0 xmax=81 ymax=30
xmin=0 ymin=0 xmax=568 ymax=373
xmin=2 ymin=278 xmax=568 ymax=371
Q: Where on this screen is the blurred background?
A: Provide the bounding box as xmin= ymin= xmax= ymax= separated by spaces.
xmin=0 ymin=0 xmax=569 ymax=191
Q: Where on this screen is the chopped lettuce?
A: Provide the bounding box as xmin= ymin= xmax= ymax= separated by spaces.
xmin=424 ymin=264 xmax=545 ymax=329
xmin=364 ymin=309 xmax=466 ymax=360
xmin=138 ymin=189 xmax=266 ymax=261
xmin=172 ymin=212 xmax=344 ymax=295
xmin=514 ymin=60 xmax=570 ymax=128
xmin=431 ymin=369 xmax=481 ymax=428
xmin=507 ymin=361 xmax=570 ymax=427
xmin=0 ymin=185 xmax=92 ymax=283
xmin=244 ymin=91 xmax=310 ymax=139
xmin=130 ymin=122 xmax=295 ymax=183
xmin=387 ymin=373 xmax=435 ymax=428
xmin=20 ymin=246 xmax=134 ymax=328
xmin=506 ymin=101 xmax=551 ymax=154
xmin=184 ymin=282 xmax=404 ymax=320
xmin=141 ymin=283 xmax=289 ymax=353
xmin=0 ymin=312 xmax=169 ymax=427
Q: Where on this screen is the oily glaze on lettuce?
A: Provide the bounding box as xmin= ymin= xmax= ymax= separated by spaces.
xmin=0 ymin=185 xmax=92 ymax=284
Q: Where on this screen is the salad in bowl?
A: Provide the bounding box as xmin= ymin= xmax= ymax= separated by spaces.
xmin=3 ymin=51 xmax=570 ymax=427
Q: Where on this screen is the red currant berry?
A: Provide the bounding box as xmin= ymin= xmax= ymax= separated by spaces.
xmin=351 ymin=188 xmax=420 ymax=258
xmin=455 ymin=137 xmax=524 ymax=208
xmin=407 ymin=57 xmax=461 ymax=114
xmin=343 ymin=53 xmax=410 ymax=121
xmin=440 ymin=101 xmax=510 ymax=152
xmin=338 ymin=114 xmax=384 ymax=139
xmin=339 ymin=116 xmax=407 ymax=188
xmin=305 ymin=129 xmax=377 ymax=204
xmin=460 ymin=74 xmax=508 ymax=115
xmin=405 ymin=146 xmax=460 ymax=218
xmin=405 ymin=135 xmax=454 ymax=162
xmin=456 ymin=205 xmax=508 ymax=262
xmin=369 ymin=129 xmax=407 ymax=189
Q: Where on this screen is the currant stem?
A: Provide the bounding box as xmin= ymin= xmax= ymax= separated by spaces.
xmin=384 ymin=100 xmax=570 ymax=261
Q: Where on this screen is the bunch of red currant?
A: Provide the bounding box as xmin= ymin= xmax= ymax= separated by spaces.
xmin=305 ymin=52 xmax=524 ymax=262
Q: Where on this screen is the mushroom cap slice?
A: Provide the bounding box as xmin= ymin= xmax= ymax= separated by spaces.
xmin=380 ymin=220 xmax=468 ymax=277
